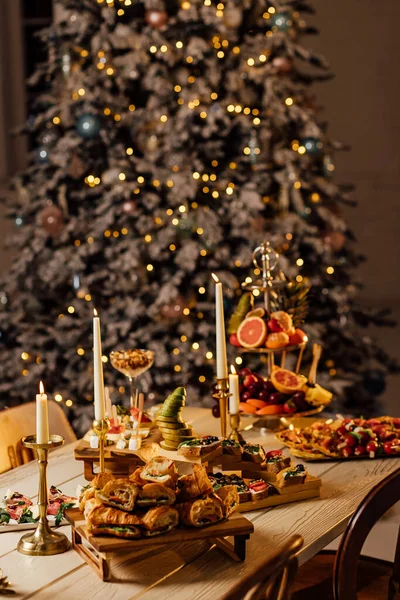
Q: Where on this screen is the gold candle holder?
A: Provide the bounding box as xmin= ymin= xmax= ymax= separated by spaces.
xmin=212 ymin=378 xmax=230 ymax=438
xmin=17 ymin=434 xmax=70 ymax=556
xmin=229 ymin=413 xmax=244 ymax=443
xmin=92 ymin=418 xmax=110 ymax=472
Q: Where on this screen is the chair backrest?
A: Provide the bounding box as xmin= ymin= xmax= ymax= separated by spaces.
xmin=222 ymin=535 xmax=303 ymax=600
xmin=333 ymin=467 xmax=400 ymax=600
xmin=0 ymin=401 xmax=76 ymax=473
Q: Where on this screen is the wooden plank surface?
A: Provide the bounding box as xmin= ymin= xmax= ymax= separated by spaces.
xmin=0 ymin=406 xmax=398 ymax=600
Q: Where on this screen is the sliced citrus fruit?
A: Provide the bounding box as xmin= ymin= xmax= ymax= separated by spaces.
xmin=270 ymin=311 xmax=293 ymax=334
xmin=237 ymin=316 xmax=267 ymax=348
xmin=266 ymin=332 xmax=289 ymax=349
xmin=271 ymin=366 xmax=306 ymax=394
xmin=246 ymin=307 xmax=266 ymax=319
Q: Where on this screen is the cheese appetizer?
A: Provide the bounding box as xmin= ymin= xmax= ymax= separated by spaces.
xmin=209 ymin=473 xmax=251 ymax=503
xmin=178 ymin=465 xmax=214 ymax=502
xmin=276 ymin=464 xmax=307 ymax=487
xmin=96 ymin=479 xmax=139 ymax=511
xmin=140 ymin=457 xmax=178 ymax=489
xmin=221 ymin=439 xmax=242 ymax=457
xmin=248 ymin=479 xmax=273 ymax=501
xmin=87 ymin=504 xmax=143 ymax=538
xmin=177 ymin=496 xmax=224 ymax=528
xmin=264 ymin=450 xmax=292 ymax=475
xmin=213 ymin=486 xmax=239 ymax=517
xmin=242 ymin=443 xmax=266 ymax=463
xmin=177 ymin=435 xmax=221 ymax=457
xmin=141 ymin=506 xmax=179 ymax=537
xmin=137 ymin=483 xmax=176 ymax=507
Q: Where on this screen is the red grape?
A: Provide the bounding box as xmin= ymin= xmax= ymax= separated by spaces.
xmin=243 ymin=374 xmax=258 ymax=388
xmin=268 ymin=392 xmax=286 ymax=405
xmin=239 ymin=367 xmax=252 ymax=377
xmin=239 ymin=383 xmax=244 ymax=394
xmin=263 ymin=380 xmax=276 ymax=394
xmin=212 ymin=405 xmax=220 ymax=418
xmin=241 ymin=391 xmax=252 ymax=402
xmin=291 ymin=391 xmax=308 ymax=410
xmin=247 ymin=383 xmax=261 ymax=396
xmin=258 ymin=390 xmax=269 ymax=401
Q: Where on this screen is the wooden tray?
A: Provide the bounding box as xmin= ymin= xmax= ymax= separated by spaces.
xmin=65 ymin=508 xmax=254 ymax=581
xmin=237 ymin=483 xmax=320 ymax=512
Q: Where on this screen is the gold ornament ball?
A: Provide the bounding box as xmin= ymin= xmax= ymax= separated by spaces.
xmin=145 ymin=10 xmax=168 ymax=29
xmin=122 ymin=200 xmax=136 ymax=215
xmin=39 ymin=205 xmax=64 ymax=237
xmin=325 ymin=231 xmax=346 ymax=252
xmin=272 ymin=56 xmax=293 ymax=74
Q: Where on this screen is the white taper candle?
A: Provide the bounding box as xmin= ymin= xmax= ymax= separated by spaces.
xmin=212 ymin=273 xmax=228 ymax=379
xmin=93 ymin=309 xmax=106 ymax=421
xmin=229 ymin=365 xmax=240 ymax=415
xmin=36 ymin=381 xmax=49 ymax=444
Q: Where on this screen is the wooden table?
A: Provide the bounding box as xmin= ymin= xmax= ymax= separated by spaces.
xmin=1 ymin=407 xmax=399 ymax=599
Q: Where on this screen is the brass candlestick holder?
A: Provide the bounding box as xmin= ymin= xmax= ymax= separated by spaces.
xmin=17 ymin=434 xmax=70 ymax=556
xmin=229 ymin=413 xmax=244 ymax=443
xmin=213 ymin=378 xmax=230 ymax=438
xmin=92 ymin=418 xmax=110 ymax=472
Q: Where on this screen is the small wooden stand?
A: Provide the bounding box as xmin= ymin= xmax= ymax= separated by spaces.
xmin=65 ymin=508 xmax=254 ymax=582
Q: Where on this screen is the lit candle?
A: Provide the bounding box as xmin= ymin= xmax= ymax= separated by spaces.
xmin=212 ymin=273 xmax=228 ymax=379
xmin=105 ymin=386 xmax=112 ymax=419
xmin=93 ymin=309 xmax=106 ymax=421
xmin=229 ymin=365 xmax=240 ymax=415
xmin=36 ymin=381 xmax=49 ymax=444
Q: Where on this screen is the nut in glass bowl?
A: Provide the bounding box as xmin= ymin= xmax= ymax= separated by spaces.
xmin=109 ymin=349 xmax=155 ymax=378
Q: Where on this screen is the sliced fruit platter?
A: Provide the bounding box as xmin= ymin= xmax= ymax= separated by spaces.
xmin=229 ymin=303 xmax=307 ymax=352
xmin=0 ymin=486 xmax=77 ymax=532
xmin=276 ymin=416 xmax=400 ymax=461
xmin=238 ymin=365 xmax=332 ymax=418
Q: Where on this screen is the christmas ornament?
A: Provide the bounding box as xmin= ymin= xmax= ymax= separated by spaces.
xmin=301 ymin=137 xmax=323 ymax=156
xmin=223 ymin=5 xmax=242 ymax=28
xmin=247 ymin=130 xmax=259 ymax=164
xmin=61 ymin=52 xmax=71 ymax=76
xmin=145 ymin=10 xmax=168 ymax=29
xmin=270 ymin=12 xmax=293 ymax=32
xmin=76 ymin=113 xmax=101 ymax=139
xmin=0 ymin=291 xmax=8 ymax=305
xmin=36 ymin=146 xmax=49 ymax=164
xmin=73 ymin=274 xmax=81 ymax=291
xmin=68 ymin=153 xmax=86 ymax=179
xmin=160 ymin=296 xmax=186 ymax=320
xmin=122 ymin=200 xmax=136 ymax=215
xmin=147 ymin=134 xmax=159 ymax=152
xmin=324 ymin=231 xmax=346 ymax=252
xmin=272 ymin=56 xmax=292 ymax=74
xmin=39 ymin=205 xmax=64 ymax=237
xmin=15 ymin=216 xmax=24 ymax=227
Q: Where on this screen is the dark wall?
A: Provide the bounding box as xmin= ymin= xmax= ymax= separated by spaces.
xmin=311 ymin=0 xmax=400 ymax=304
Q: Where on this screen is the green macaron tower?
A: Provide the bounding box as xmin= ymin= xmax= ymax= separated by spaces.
xmin=156 ymin=386 xmax=196 ymax=450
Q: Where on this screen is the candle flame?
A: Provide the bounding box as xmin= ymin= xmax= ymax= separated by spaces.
xmin=211 ymin=273 xmax=219 ymax=283
xmin=230 ymin=365 xmax=237 ymax=375
xmin=39 ymin=381 xmax=45 ymax=394
xmin=93 ymin=308 xmax=98 ymax=317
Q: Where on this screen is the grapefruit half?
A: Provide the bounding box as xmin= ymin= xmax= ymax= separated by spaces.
xmin=237 ymin=316 xmax=267 ymax=348
xmin=271 ymin=366 xmax=306 ymax=394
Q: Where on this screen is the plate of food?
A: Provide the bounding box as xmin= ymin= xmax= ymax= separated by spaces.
xmin=0 ymin=486 xmax=77 ymax=532
xmin=276 ymin=416 xmax=400 ymax=460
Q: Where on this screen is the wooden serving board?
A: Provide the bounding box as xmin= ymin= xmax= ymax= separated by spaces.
xmin=157 ymin=446 xmax=223 ymax=465
xmin=236 ymin=484 xmax=320 ymax=512
xmin=65 ymin=508 xmax=254 ymax=581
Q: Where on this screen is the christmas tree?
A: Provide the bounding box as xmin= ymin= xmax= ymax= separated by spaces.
xmin=0 ymin=0 xmax=397 ymax=432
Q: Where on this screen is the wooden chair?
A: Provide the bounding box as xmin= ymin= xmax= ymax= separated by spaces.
xmin=292 ymin=468 xmax=400 ymax=600
xmin=0 ymin=401 xmax=76 ymax=473
xmin=221 ymin=535 xmax=303 ymax=600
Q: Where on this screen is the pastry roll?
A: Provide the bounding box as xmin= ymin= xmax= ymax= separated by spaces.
xmin=140 ymin=457 xmax=178 ymax=490
xmin=177 ymin=496 xmax=224 ymax=528
xmin=87 ymin=504 xmax=143 ymax=538
xmin=141 ymin=506 xmax=179 ymax=536
xmin=137 ymin=483 xmax=176 ymax=507
xmin=178 ymin=465 xmax=213 ymax=502
xmin=96 ymin=479 xmax=139 ymax=511
xmin=213 ymin=486 xmax=239 ymax=517
xmin=79 ymin=473 xmax=115 ymax=511
xmin=129 ymin=467 xmax=145 ymax=487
